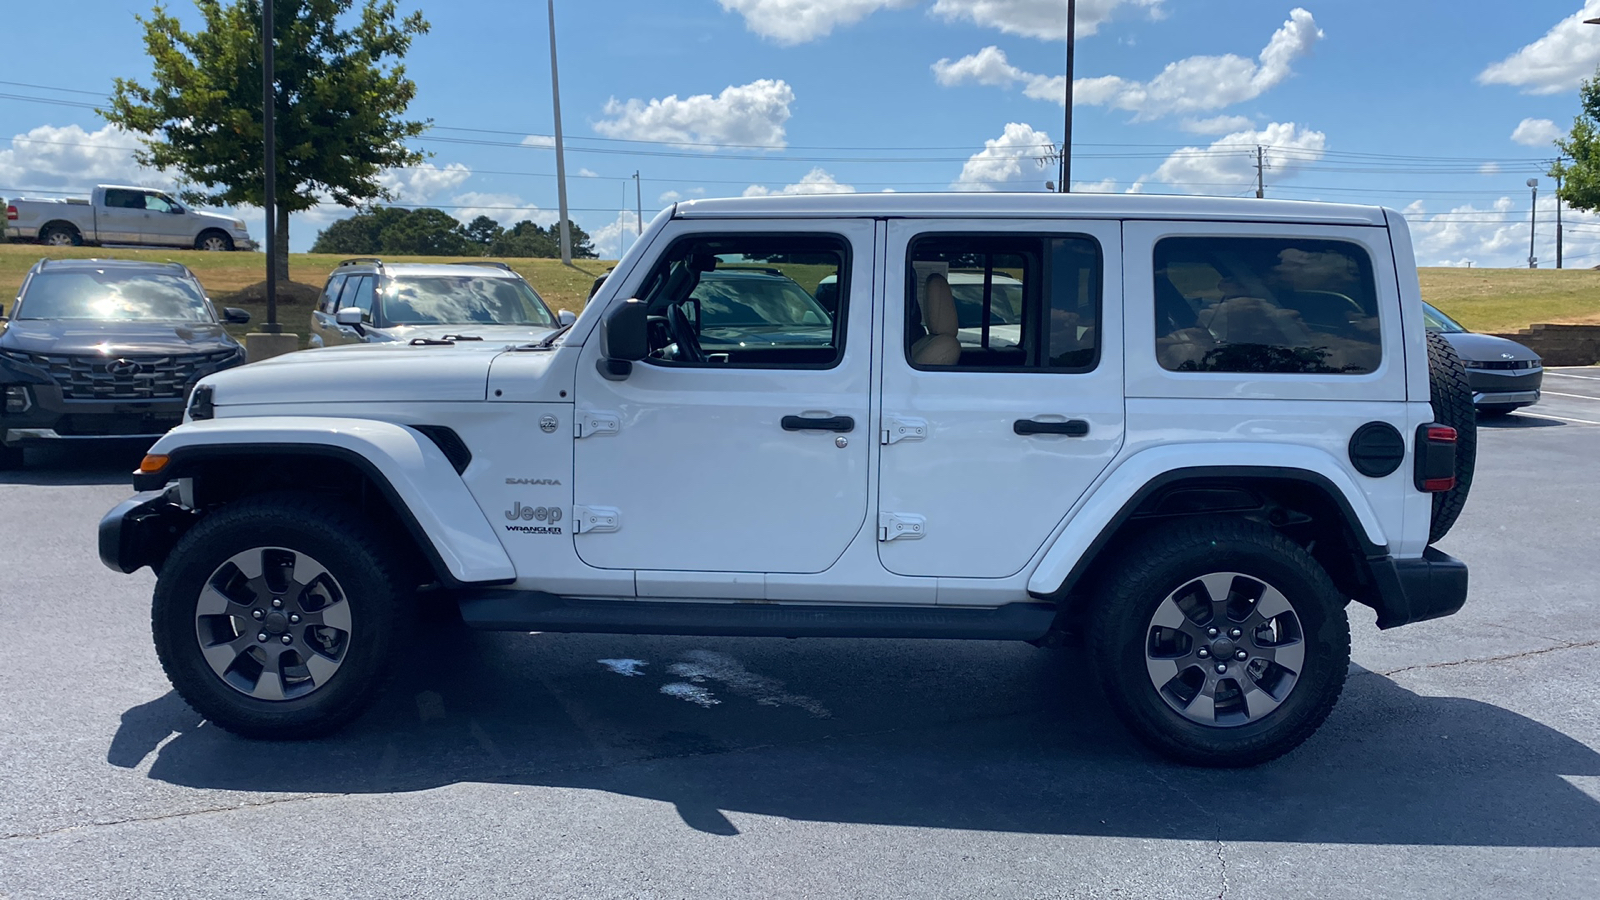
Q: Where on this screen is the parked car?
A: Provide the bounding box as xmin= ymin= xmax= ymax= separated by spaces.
xmin=4 ymin=185 xmax=257 ymax=251
xmin=308 ymin=259 xmax=574 ymax=348
xmin=0 ymin=258 xmax=249 ymax=468
xmin=1423 ymin=302 xmax=1542 ymax=415
xmin=102 ymin=193 xmax=1473 ymax=768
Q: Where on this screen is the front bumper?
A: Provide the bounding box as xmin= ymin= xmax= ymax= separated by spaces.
xmin=234 ymin=237 xmax=259 ymax=251
xmin=1465 ymin=367 xmax=1542 ymax=408
xmin=99 ymin=488 xmax=195 ymax=574
xmin=0 ymin=384 xmax=186 ymax=446
xmin=1365 ymin=547 xmax=1469 ymax=629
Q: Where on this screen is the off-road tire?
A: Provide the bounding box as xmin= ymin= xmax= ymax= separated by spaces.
xmin=152 ymin=493 xmax=415 ymax=739
xmin=1088 ymin=517 xmax=1351 ymax=767
xmin=1427 ymin=330 xmax=1476 ymax=543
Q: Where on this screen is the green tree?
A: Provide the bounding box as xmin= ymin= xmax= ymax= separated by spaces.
xmin=490 ymin=220 xmax=597 ymax=259
xmin=1556 ymin=71 xmax=1600 ymax=212
xmin=461 ymin=215 xmax=504 ymax=251
xmin=104 ymin=0 xmax=431 ymax=282
xmin=308 ymin=206 xmax=409 ymax=254
xmin=377 ymin=207 xmax=471 ymax=256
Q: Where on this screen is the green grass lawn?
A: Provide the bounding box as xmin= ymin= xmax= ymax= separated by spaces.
xmin=3 ymin=243 xmax=1597 ymax=336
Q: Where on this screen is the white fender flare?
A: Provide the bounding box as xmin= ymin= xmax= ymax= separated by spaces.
xmin=1026 ymin=443 xmax=1388 ymax=596
xmin=146 ymin=417 xmax=515 ymax=584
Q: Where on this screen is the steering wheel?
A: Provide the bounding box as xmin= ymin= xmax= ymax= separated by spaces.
xmin=666 ymin=303 xmax=707 ymax=364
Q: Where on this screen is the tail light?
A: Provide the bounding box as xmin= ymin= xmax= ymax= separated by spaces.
xmin=5 ymin=205 xmax=16 ymax=221
xmin=1414 ymin=423 xmax=1457 ymax=492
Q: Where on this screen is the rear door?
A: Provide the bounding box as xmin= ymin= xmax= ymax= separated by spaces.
xmin=876 ymin=219 xmax=1125 ymax=578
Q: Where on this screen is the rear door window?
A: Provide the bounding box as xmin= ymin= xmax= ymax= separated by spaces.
xmin=1153 ymin=237 xmax=1381 ymax=374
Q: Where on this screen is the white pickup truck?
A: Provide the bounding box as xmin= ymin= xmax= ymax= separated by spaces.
xmin=5 ymin=184 xmax=257 ymax=251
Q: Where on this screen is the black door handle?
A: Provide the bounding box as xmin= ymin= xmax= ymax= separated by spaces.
xmin=782 ymin=415 xmax=855 ymax=433
xmin=1014 ymin=418 xmax=1090 ymax=437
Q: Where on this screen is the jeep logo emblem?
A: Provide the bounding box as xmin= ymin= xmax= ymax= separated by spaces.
xmin=505 ymin=502 xmax=563 ymax=523
xmin=107 ymin=359 xmax=144 ymax=376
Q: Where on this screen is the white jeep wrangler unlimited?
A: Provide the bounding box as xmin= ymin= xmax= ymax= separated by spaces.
xmin=100 ymin=194 xmax=1474 ymax=767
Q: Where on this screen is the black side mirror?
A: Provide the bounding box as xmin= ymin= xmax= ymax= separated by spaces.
xmin=223 ymin=307 xmax=251 ymax=324
xmin=598 ymin=298 xmax=648 ymax=381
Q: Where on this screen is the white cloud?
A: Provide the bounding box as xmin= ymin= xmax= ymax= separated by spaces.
xmin=933 ymin=8 xmax=1321 ymax=119
xmin=0 ymin=123 xmax=160 ymax=191
xmin=931 ymin=0 xmax=1167 ymax=41
xmin=743 ymin=167 xmax=856 ymax=196
xmin=1130 ymin=121 xmax=1325 ymax=193
xmin=589 ymin=210 xmax=644 ymax=260
xmin=1180 ymin=115 xmax=1256 ymax=135
xmin=1071 ymin=177 xmax=1121 ymax=192
xmin=576 ymin=168 xmax=599 ymax=178
xmin=952 ymin=122 xmax=1057 ymax=191
xmin=593 ymin=80 xmax=794 ymax=149
xmin=522 ymin=134 xmax=556 ymax=149
xmin=447 ymin=192 xmax=552 ymax=228
xmin=659 ymin=190 xmax=683 ymax=204
xmin=1510 ymin=117 xmax=1562 ymax=147
xmin=1406 ymin=194 xmax=1597 ymax=268
xmin=717 ymin=0 xmax=916 ymax=44
xmin=378 ymin=162 xmax=471 ymax=203
xmin=1479 ymin=161 xmax=1502 ymax=175
xmin=1479 ymin=1 xmax=1600 ymax=95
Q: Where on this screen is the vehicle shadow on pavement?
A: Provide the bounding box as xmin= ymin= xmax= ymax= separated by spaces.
xmin=0 ymin=443 xmax=144 ymax=486
xmin=1476 ymin=414 xmax=1562 ymax=429
xmin=109 ymin=628 xmax=1600 ymax=847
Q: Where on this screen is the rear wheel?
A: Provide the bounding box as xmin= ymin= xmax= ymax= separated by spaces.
xmin=152 ymin=493 xmax=415 ymax=739
xmin=195 ymin=230 xmax=234 ymax=252
xmin=39 ymin=224 xmax=80 ymax=247
xmin=1426 ymin=330 xmax=1477 ymax=542
xmin=1089 ymin=518 xmax=1350 ymax=767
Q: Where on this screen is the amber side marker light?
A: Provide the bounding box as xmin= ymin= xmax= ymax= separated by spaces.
xmin=139 ymin=454 xmax=170 ymax=474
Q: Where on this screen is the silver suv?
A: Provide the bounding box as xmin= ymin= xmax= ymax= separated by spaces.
xmin=308 ymin=259 xmax=571 ymax=347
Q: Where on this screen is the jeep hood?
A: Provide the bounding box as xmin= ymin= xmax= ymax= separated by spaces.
xmin=200 ymin=342 xmax=507 ymax=406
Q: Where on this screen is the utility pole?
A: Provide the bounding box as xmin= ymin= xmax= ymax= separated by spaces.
xmin=1255 ymin=146 xmax=1265 ymax=199
xmin=634 ymin=171 xmax=642 ymax=235
xmin=547 ymin=0 xmax=572 ymax=265
xmin=1554 ymin=159 xmax=1565 ymax=269
xmin=262 ymin=0 xmax=278 ymax=331
xmin=1527 ymin=178 xmax=1539 ymax=269
xmin=1059 ymin=0 xmax=1076 ymax=192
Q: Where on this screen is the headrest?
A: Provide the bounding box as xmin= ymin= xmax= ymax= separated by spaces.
xmin=922 ymin=274 xmax=959 ymax=337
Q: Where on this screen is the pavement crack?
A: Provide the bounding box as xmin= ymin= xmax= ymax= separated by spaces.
xmin=1 ymin=793 xmax=336 ymax=842
xmin=1374 ymin=639 xmax=1600 ymax=678
xmin=1215 ymin=839 xmax=1230 ymax=900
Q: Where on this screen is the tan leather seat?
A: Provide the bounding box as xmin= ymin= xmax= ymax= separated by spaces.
xmin=911 ymin=274 xmax=962 ymax=366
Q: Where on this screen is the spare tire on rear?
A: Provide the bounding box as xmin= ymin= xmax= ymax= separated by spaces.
xmin=1426 ymin=330 xmax=1476 ymax=543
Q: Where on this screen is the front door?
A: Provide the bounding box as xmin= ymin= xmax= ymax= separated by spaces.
xmin=571 ymin=220 xmax=876 ymax=575
xmin=139 ymin=192 xmax=190 ymax=246
xmin=876 ymin=219 xmax=1125 ymax=578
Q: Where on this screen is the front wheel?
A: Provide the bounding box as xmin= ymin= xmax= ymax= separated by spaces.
xmin=195 ymin=230 xmax=234 ymax=252
xmin=1088 ymin=518 xmax=1350 ymax=767
xmin=152 ymin=493 xmax=415 ymax=739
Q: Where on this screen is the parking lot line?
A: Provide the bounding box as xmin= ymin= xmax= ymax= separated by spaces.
xmin=1544 ymin=371 xmax=1600 ymax=381
xmin=1538 ymin=390 xmax=1600 ymax=401
xmin=1513 ymin=411 xmax=1600 ymax=426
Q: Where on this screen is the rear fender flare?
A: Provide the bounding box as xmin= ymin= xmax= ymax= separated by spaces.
xmin=1027 ymin=443 xmax=1388 ymax=597
xmin=145 ymin=417 xmax=516 ymax=585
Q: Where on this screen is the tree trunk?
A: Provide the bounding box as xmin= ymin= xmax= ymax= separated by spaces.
xmin=274 ymin=206 xmax=291 ymax=283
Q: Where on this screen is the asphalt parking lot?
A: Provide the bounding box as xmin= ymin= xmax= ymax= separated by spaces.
xmin=2 ymin=379 xmax=1599 ymax=900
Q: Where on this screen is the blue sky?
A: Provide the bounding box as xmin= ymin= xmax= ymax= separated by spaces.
xmin=2 ymin=0 xmax=1598 ymax=267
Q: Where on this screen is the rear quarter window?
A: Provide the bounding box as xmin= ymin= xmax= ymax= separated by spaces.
xmin=1154 ymin=237 xmax=1381 ymax=375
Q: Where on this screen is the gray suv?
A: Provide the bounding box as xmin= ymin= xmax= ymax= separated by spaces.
xmin=0 ymin=258 xmax=248 ymax=468
xmin=308 ymin=259 xmax=571 ymax=347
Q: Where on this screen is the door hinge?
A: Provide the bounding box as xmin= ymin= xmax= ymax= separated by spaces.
xmin=878 ymin=512 xmax=927 ymax=542
xmin=575 ymin=410 xmax=620 ymax=439
xmin=573 ymin=505 xmax=621 ymax=534
xmin=881 ymin=416 xmax=928 ymax=445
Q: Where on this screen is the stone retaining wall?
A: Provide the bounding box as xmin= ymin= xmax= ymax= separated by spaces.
xmin=1484 ymin=323 xmax=1600 ymax=367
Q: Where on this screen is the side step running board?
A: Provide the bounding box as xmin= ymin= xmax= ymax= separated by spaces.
xmin=454 ymin=591 xmax=1058 ymax=642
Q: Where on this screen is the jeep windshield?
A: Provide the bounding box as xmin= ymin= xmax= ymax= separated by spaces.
xmin=381 ymin=276 xmax=557 ymax=327
xmin=15 ymin=270 xmax=213 ymax=322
